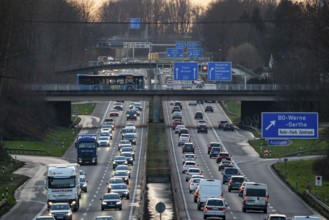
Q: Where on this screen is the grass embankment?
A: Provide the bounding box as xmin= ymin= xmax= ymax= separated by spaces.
xmin=273 ymin=160 xmax=329 ymax=218
xmin=223 ymin=101 xmax=241 ymax=124
xmin=224 ymin=101 xmax=329 ymax=217
xmin=0 ymin=103 xmax=95 ymax=217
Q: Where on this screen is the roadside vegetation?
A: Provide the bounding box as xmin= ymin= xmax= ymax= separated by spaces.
xmin=225 ymin=100 xmax=329 ymax=217
xmin=0 ymin=103 xmax=94 ymax=217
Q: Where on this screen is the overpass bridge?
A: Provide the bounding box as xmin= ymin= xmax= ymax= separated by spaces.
xmin=31 ymin=83 xmax=324 ymax=126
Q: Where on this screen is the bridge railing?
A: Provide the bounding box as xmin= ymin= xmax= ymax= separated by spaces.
xmin=29 ymin=83 xmax=287 ymax=91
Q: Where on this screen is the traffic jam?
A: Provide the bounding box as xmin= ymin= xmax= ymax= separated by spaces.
xmin=170 ymin=100 xmax=270 ymax=220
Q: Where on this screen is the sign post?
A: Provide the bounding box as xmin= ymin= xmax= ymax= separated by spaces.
xmin=155 ymin=202 xmax=166 ymax=220
xmin=315 ymin=176 xmax=322 ymax=186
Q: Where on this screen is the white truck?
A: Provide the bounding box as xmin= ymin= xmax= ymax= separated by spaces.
xmin=45 ymin=163 xmax=81 ymax=212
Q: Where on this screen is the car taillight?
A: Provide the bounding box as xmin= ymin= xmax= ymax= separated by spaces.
xmin=265 ymin=195 xmax=269 ymax=202
xmin=219 ymin=207 xmax=226 ymax=211
xmin=204 ymin=206 xmax=212 ymax=210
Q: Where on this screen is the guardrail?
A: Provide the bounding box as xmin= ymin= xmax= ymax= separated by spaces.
xmin=29 ymin=83 xmax=286 ymax=91
xmin=303 ymin=190 xmax=329 ymax=214
xmin=4 ymin=148 xmax=50 ymax=155
xmin=0 ymin=199 xmax=9 ymax=209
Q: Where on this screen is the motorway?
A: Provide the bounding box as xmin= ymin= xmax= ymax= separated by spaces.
xmin=162 ymin=99 xmax=324 ymax=220
xmin=1 ymin=98 xmax=325 ymax=220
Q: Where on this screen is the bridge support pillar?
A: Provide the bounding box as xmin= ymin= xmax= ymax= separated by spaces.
xmin=48 ymin=101 xmax=72 ymax=127
xmin=152 ymin=95 xmax=161 ymax=123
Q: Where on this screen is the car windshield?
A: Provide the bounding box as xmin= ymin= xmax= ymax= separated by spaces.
xmin=50 ymin=204 xmax=70 ymax=210
xmin=109 ymin=178 xmax=123 ymax=184
xmin=111 ymin=184 xmax=128 ymax=189
xmin=207 ymin=199 xmax=224 ymax=206
xmin=225 ymin=169 xmax=238 ymax=174
xmin=246 ymin=189 xmax=266 ymax=197
xmin=232 ymin=177 xmax=245 ymax=182
xmin=95 ymin=217 xmax=114 ymax=220
xmin=103 ymin=194 xmax=120 ymax=200
xmin=114 ymin=172 xmax=127 ymax=176
xmin=114 ymin=156 xmax=125 ymax=160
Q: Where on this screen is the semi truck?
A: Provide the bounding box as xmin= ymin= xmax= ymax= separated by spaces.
xmin=75 ymin=134 xmax=98 ymax=165
xmin=45 ymin=163 xmax=81 ymax=212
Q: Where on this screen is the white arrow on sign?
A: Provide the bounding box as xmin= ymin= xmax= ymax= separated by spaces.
xmin=210 ymin=67 xmax=214 ymax=79
xmin=265 ymin=120 xmax=276 ymax=131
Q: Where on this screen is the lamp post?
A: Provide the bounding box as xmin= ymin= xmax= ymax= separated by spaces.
xmin=218 ymin=49 xmax=222 ymax=61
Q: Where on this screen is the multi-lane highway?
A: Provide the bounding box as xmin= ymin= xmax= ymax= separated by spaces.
xmin=1 ymin=98 xmax=325 ymax=220
xmin=162 ymin=98 xmax=323 ymax=219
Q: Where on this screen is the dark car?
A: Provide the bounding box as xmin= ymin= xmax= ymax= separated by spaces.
xmin=100 ymin=193 xmax=122 ymax=210
xmin=107 ymin=184 xmax=129 ymax=199
xmin=35 ymin=217 xmax=56 ymax=220
xmin=178 ymin=128 xmax=189 ymax=137
xmin=218 ymin=120 xmax=228 ymax=129
xmin=113 ymin=104 xmax=123 ymax=111
xmin=197 ymin=124 xmax=208 ymax=133
xmin=123 ymin=133 xmax=137 ymax=145
xmin=209 ymin=147 xmax=221 ymax=159
xmin=205 ymin=106 xmax=214 ymax=112
xmin=207 ymin=142 xmax=222 ymax=154
xmin=223 ymin=123 xmax=235 ymax=131
xmin=222 ymin=167 xmax=240 ymax=184
xmin=121 ymin=152 xmax=134 ymax=165
xmin=172 ymin=106 xmax=181 ymax=113
xmin=112 ymin=156 xmax=127 ymax=169
xmin=126 ymin=110 xmax=137 ymax=120
xmin=218 ymin=160 xmax=234 ymax=170
xmin=228 ymin=175 xmax=245 ymax=192
xmin=174 ymin=101 xmax=182 ymax=110
xmin=182 ymin=142 xmax=195 ymax=153
xmin=194 ymin=111 xmax=203 ymax=120
xmin=48 ymin=203 xmax=72 ymax=220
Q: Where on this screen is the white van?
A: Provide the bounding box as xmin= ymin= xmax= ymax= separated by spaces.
xmin=242 ymin=182 xmax=269 ymax=213
xmin=195 ymin=179 xmax=222 ymax=210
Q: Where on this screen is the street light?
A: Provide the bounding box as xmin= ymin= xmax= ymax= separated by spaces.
xmin=218 ymin=49 xmax=222 ymax=61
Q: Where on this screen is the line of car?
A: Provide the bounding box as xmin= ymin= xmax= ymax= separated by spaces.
xmin=36 ymin=101 xmax=141 ymax=220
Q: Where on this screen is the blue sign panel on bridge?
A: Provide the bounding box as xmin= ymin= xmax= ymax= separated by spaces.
xmin=187 ymin=41 xmax=201 ymax=48
xmin=176 ymin=42 xmax=186 ymax=49
xmin=268 ymin=139 xmax=293 ymax=146
xmin=207 ymin=62 xmax=232 ymax=81
xmin=173 ymin=62 xmax=198 ymax=81
xmin=166 ymin=48 xmax=184 ymax=58
xmin=262 ymin=112 xmax=318 ymax=139
xmin=130 ymin=18 xmax=141 ymax=29
xmin=188 ymin=48 xmax=203 ymax=59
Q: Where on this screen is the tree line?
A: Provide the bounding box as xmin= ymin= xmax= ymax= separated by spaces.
xmin=0 ymin=0 xmax=329 ymax=141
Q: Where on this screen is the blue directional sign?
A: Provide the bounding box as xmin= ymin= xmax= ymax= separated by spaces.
xmin=173 ymin=62 xmax=198 ymax=81
xmin=130 ymin=18 xmax=141 ymax=29
xmin=187 ymin=41 xmax=201 ymax=48
xmin=208 ymin=62 xmax=232 ymax=81
xmin=176 ymin=42 xmax=186 ymax=49
xmin=166 ymin=48 xmax=184 ymax=58
xmin=188 ymin=48 xmax=203 ymax=59
xmin=268 ymin=139 xmax=293 ymax=146
xmin=262 ymin=112 xmax=318 ymax=139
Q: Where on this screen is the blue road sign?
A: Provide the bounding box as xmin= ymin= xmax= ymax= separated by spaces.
xmin=130 ymin=18 xmax=141 ymax=29
xmin=188 ymin=48 xmax=203 ymax=59
xmin=262 ymin=112 xmax=318 ymax=139
xmin=268 ymin=139 xmax=293 ymax=146
xmin=208 ymin=62 xmax=232 ymax=81
xmin=166 ymin=48 xmax=184 ymax=58
xmin=173 ymin=62 xmax=198 ymax=81
xmin=176 ymin=42 xmax=186 ymax=49
xmin=187 ymin=41 xmax=201 ymax=48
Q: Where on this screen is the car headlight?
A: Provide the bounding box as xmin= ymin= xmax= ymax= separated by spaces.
xmin=116 ymin=201 xmax=122 ymax=205
xmin=66 ymin=212 xmax=72 ymax=216
xmin=82 ymin=183 xmax=87 ymax=187
xmin=113 ymin=161 xmax=117 ymax=164
xmin=102 ymin=201 xmax=107 ymax=205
